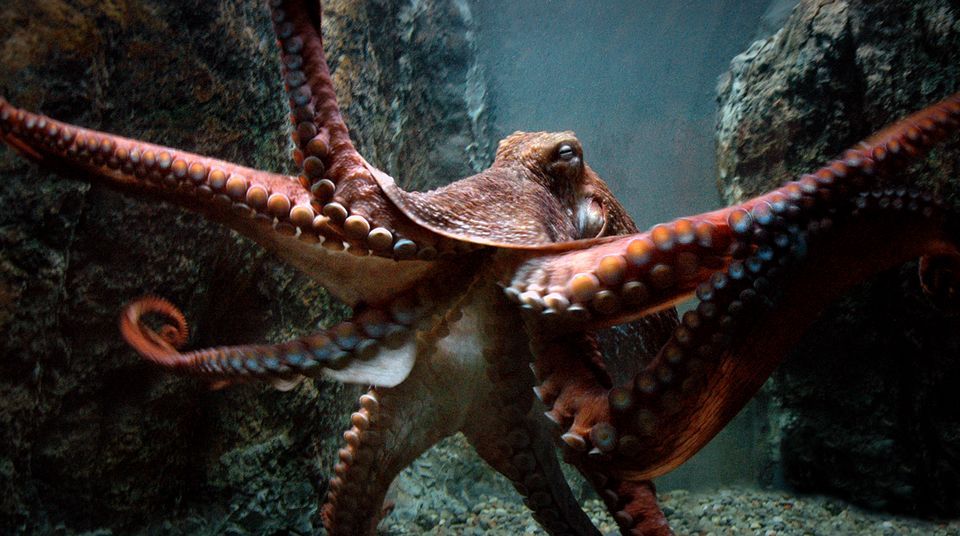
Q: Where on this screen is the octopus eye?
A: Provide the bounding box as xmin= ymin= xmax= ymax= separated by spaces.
xmin=546 ymin=141 xmax=582 ymax=182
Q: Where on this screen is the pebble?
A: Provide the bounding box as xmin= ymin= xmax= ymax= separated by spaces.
xmin=380 ymin=487 xmax=960 ymax=535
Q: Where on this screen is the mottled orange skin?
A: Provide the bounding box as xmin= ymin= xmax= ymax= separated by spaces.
xmin=378 ymin=130 xmax=637 ymax=247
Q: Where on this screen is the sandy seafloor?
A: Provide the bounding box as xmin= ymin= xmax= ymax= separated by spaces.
xmin=381 ymin=488 xmax=960 ymax=535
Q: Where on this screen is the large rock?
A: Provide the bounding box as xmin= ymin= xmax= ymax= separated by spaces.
xmin=717 ymin=0 xmax=960 ymax=515
xmin=0 ymin=0 xmax=494 ymax=533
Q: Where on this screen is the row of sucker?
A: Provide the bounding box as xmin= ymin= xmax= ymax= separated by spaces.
xmin=321 ymin=267 xmax=490 ymax=534
xmin=508 ymin=92 xmax=960 ymax=532
xmin=504 ymin=218 xmax=732 ymax=323
xmin=0 ymin=99 xmax=373 ymax=255
xmin=580 ymin=473 xmax=666 ymax=534
xmin=524 ymin=92 xmax=960 ymax=461
xmin=267 ymin=0 xmax=454 ymax=261
xmin=502 ymin=92 xmax=960 ymax=326
xmin=852 ymin=188 xmax=944 ymax=219
xmin=570 ymin=184 xmax=947 ymax=460
xmin=605 ymin=227 xmax=805 ymax=449
xmin=860 ymin=93 xmax=960 ymax=172
xmin=530 ymin=335 xmax=611 ymax=455
xmin=526 ymin=333 xmax=643 ymax=534
xmin=577 ymin=453 xmax=650 ymax=533
xmin=322 ymin=390 xmax=387 ymax=535
xmin=0 ymin=97 xmax=471 ymax=261
xmin=119 ymin=292 xmax=424 ymax=383
xmin=478 ymin=304 xmax=601 ymax=535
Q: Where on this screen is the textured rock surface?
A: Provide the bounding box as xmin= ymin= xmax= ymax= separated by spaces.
xmin=0 ymin=0 xmax=494 ymax=533
xmin=717 ymin=0 xmax=960 ymax=515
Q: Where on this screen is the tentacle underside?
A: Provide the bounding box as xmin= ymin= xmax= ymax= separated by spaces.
xmin=463 ymin=406 xmax=602 ymax=536
xmin=320 ymin=274 xmax=492 ymax=534
xmin=268 ymin=0 xmax=462 ymax=260
xmin=0 ymin=0 xmax=485 ymax=305
xmin=513 ymin=93 xmax=960 ymax=534
xmin=117 ymin=253 xmax=487 ymax=389
xmin=322 ymin=387 xmax=434 ymax=536
xmin=504 ymin=93 xmax=960 ymax=330
xmin=528 ymin=332 xmax=673 ymax=536
xmin=0 ymin=99 xmax=436 ymax=307
xmin=120 ymin=292 xmax=426 ymax=388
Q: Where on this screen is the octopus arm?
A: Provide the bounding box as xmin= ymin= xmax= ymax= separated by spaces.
xmin=461 ymin=400 xmax=603 ymax=536
xmin=118 ymin=291 xmax=433 ymax=388
xmin=0 ymin=100 xmax=437 ymax=306
xmin=526 ymin=331 xmax=673 ymax=535
xmin=616 ymin=206 xmax=960 ymax=479
xmin=266 ymin=1 xmax=448 ymax=259
xmin=460 ymin=288 xmax=603 ymax=536
xmin=500 ymin=217 xmax=734 ymax=327
xmin=503 ymin=92 xmax=960 ymax=330
xmin=520 ymin=93 xmax=960 ymax=490
xmin=523 ymin=203 xmax=958 ymax=535
xmin=117 ymin=256 xmax=484 ymax=388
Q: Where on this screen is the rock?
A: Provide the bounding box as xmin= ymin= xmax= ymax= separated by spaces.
xmin=717 ymin=0 xmax=960 ymax=515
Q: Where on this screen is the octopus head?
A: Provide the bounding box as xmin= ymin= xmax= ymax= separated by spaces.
xmin=495 ymin=131 xmax=634 ymax=239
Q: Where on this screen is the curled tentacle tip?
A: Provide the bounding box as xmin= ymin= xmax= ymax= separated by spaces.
xmin=117 ymin=296 xmax=206 ymax=374
xmin=119 ymin=295 xmax=190 ymax=351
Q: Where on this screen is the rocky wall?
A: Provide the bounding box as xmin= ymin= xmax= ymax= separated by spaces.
xmin=717 ymin=0 xmax=960 ymax=515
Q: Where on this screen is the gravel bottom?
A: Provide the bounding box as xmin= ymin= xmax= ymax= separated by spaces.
xmin=381 ymin=488 xmax=960 ymax=535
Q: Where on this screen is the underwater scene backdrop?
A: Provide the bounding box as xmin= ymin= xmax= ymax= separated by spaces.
xmin=0 ymin=0 xmax=959 ymax=534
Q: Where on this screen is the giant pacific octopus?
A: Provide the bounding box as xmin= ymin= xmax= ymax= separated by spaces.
xmin=2 ymin=1 xmax=959 ymax=535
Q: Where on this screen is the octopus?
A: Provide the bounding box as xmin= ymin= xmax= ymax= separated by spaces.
xmin=1 ymin=1 xmax=959 ymax=535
